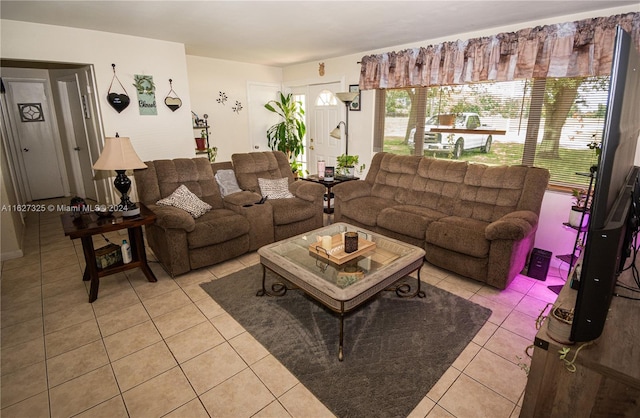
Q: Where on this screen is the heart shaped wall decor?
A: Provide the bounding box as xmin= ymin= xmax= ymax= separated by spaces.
xmin=107 ymin=93 xmax=130 ymax=113
xmin=164 ymin=96 xmax=182 ymax=112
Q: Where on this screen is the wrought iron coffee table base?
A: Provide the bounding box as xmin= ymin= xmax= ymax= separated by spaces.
xmin=256 ymin=280 xmax=290 ymax=297
xmin=257 ymin=264 xmax=425 ymax=361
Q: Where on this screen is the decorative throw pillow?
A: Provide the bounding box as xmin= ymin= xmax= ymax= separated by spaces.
xmin=215 ymin=169 xmax=242 ymax=197
xmin=156 ymin=184 xmax=212 ymax=218
xmin=258 ymin=177 xmax=294 ymax=199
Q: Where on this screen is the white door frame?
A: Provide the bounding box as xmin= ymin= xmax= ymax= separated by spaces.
xmin=81 ymin=65 xmax=109 ymax=204
xmin=247 ymin=81 xmax=281 ymax=153
xmin=0 ymin=86 xmax=28 ymax=209
xmin=2 ymin=80 xmax=34 ymax=204
xmin=2 ymin=76 xmax=70 ymax=201
xmin=1 ymin=65 xmax=105 ymax=205
xmin=287 ymin=77 xmax=347 ymax=172
xmin=55 ymin=73 xmax=98 ymax=200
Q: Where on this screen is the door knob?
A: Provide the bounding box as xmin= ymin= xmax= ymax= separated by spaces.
xmin=23 ymin=148 xmax=29 ymax=152
xmin=310 ymin=146 xmax=314 ymax=150
xmin=74 ymin=147 xmax=81 ymax=151
xmin=310 ymin=138 xmax=314 ymax=142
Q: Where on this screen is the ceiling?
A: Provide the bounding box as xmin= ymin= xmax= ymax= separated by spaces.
xmin=1 ymin=1 xmax=636 ymax=67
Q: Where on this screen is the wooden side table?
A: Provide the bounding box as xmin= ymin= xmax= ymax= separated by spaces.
xmin=61 ymin=202 xmax=157 ymax=302
xmin=301 ymin=175 xmax=359 ymax=214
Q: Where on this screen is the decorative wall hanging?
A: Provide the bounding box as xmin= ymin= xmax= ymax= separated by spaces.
xmin=18 ymin=103 xmax=45 ymax=122
xmin=232 ymin=101 xmax=243 ymax=114
xmin=164 ymin=79 xmax=182 ymax=112
xmin=107 ymin=64 xmax=130 ymax=113
xmin=348 ymin=85 xmax=361 ymax=111
xmin=217 ymin=91 xmax=228 ymax=105
xmin=133 ymin=74 xmax=157 ymax=115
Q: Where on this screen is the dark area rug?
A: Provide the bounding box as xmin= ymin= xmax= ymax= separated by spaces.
xmin=201 ymin=264 xmax=492 ymax=418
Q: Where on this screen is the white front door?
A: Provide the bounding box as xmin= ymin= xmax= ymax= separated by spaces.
xmin=4 ymin=78 xmax=66 ymax=200
xmin=307 ymin=82 xmax=342 ymax=175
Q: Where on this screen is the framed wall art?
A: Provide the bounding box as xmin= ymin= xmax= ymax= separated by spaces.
xmin=133 ymin=74 xmax=157 ymax=115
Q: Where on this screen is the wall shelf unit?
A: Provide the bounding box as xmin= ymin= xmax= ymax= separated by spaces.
xmin=555 ymin=170 xmax=595 ymax=283
xmin=193 ymin=113 xmax=215 ymax=161
xmin=194 ymin=123 xmax=210 ymax=154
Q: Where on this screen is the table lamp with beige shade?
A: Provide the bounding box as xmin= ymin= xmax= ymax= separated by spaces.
xmin=93 ymin=134 xmax=147 ymax=217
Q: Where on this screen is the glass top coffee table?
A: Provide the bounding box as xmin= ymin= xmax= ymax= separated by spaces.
xmin=257 ymin=222 xmax=426 ymax=360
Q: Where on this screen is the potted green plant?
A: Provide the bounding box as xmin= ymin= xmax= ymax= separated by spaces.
xmin=206 ymin=146 xmax=217 ymax=163
xmin=265 ymin=93 xmax=306 ymax=171
xmin=569 ymin=187 xmax=590 ymax=228
xmin=336 ymin=154 xmax=365 ymax=177
xmin=290 ymin=160 xmax=308 ymax=179
xmin=195 ymin=129 xmax=206 ymax=151
xmin=587 ymin=135 xmax=602 ymax=160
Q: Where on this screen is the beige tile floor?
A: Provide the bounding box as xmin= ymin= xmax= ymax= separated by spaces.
xmin=1 ymin=198 xmax=563 ymax=417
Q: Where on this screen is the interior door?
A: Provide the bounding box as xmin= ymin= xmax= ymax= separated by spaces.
xmin=58 ymin=77 xmax=97 ymax=201
xmin=307 ymin=83 xmax=341 ymax=174
xmin=247 ymin=82 xmax=280 ymax=152
xmin=4 ymin=78 xmax=66 ymax=200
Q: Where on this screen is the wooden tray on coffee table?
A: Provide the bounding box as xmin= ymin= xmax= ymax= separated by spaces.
xmin=309 ymin=235 xmax=376 ymax=265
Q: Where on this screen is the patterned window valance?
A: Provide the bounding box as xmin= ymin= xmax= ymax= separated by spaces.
xmin=359 ymin=12 xmax=640 ymax=90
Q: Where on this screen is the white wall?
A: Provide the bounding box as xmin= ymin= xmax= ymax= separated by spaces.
xmin=185 ymin=56 xmax=282 ymax=162
xmin=0 ymin=19 xmax=197 ymax=253
xmin=0 ymin=19 xmax=194 ymax=162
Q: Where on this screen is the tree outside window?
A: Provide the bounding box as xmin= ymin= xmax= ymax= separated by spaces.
xmin=378 ymin=76 xmax=608 ymax=188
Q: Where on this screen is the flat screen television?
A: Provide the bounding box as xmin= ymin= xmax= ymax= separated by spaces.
xmin=570 ymin=27 xmax=640 ymax=342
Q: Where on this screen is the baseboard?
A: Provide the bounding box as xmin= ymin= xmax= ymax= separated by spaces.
xmin=1 ymin=249 xmax=24 ymax=261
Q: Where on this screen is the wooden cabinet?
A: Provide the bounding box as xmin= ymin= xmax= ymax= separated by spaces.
xmin=521 ymin=261 xmax=640 ymax=417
